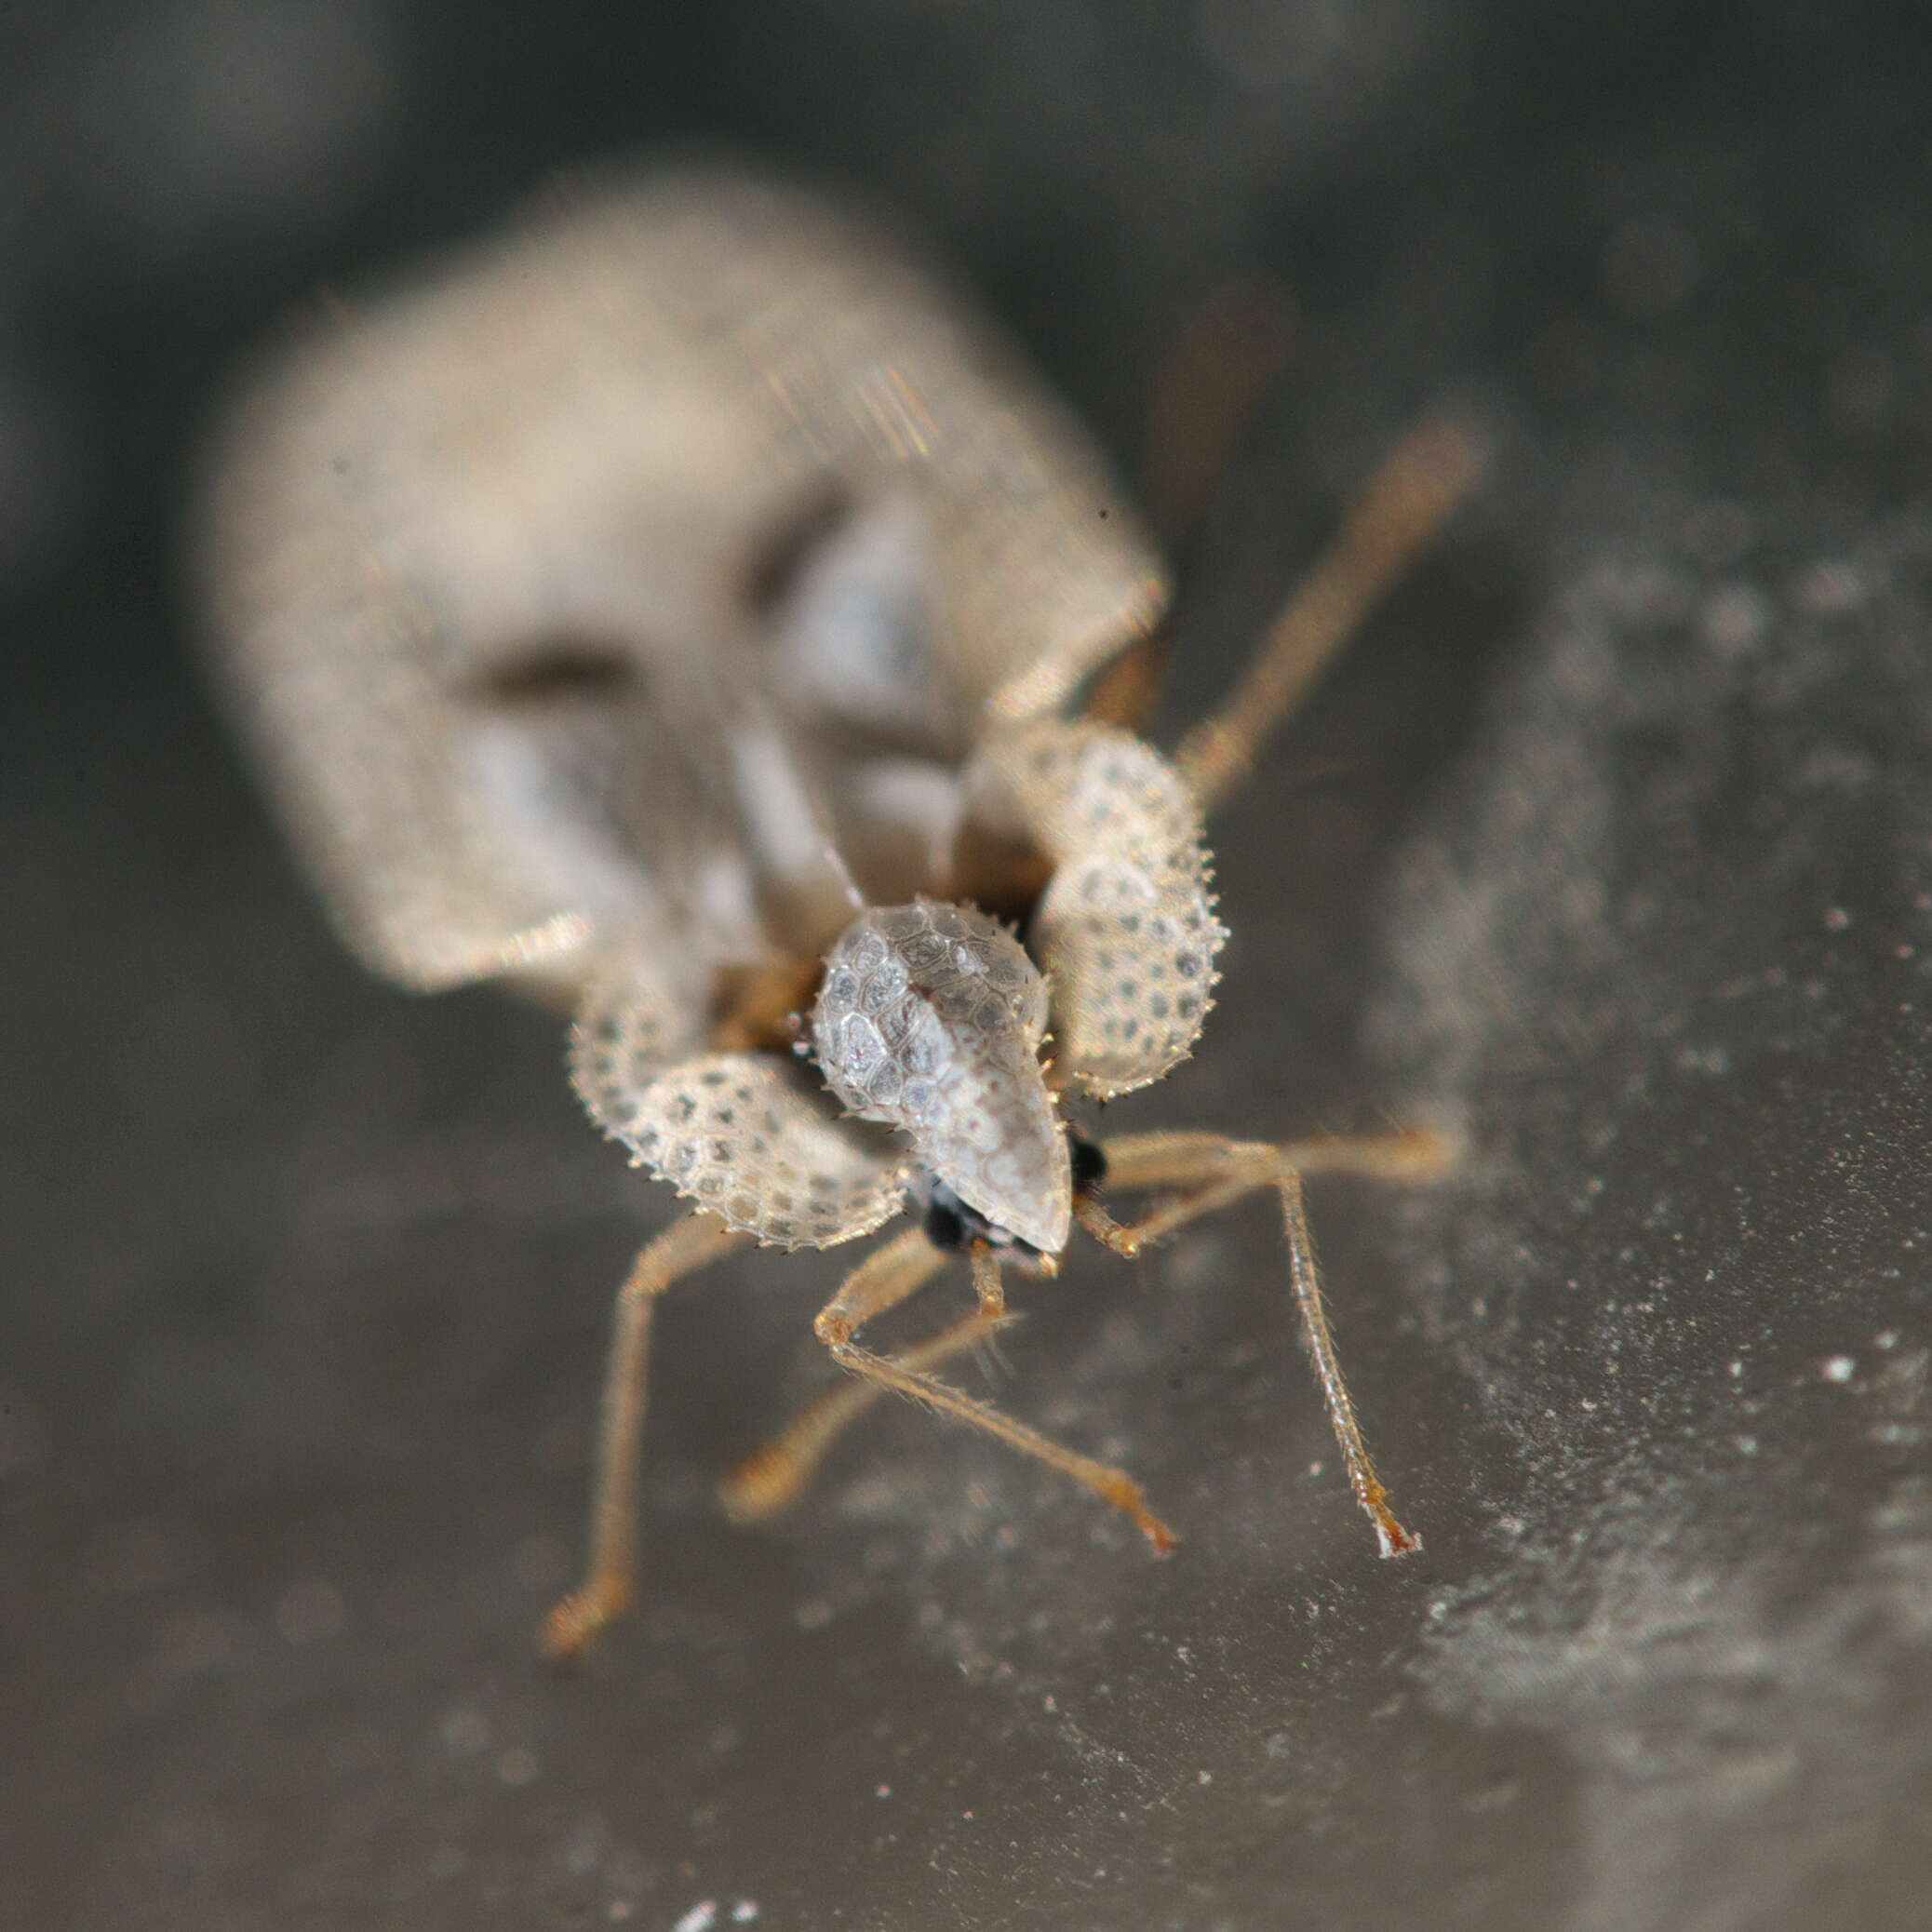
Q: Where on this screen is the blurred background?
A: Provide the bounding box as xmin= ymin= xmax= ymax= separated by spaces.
xmin=6 ymin=4 xmax=1932 ymax=1927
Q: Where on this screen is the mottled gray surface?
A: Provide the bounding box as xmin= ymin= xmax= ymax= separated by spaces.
xmin=6 ymin=4 xmax=1932 ymax=1929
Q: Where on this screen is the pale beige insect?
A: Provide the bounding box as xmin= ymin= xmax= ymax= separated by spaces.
xmin=196 ymin=164 xmax=1480 ymax=1660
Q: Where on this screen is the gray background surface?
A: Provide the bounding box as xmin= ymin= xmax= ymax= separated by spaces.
xmin=5 ymin=4 xmax=1931 ymax=1927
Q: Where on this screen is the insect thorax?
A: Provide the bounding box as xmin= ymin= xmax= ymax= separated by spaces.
xmin=812 ymin=900 xmax=1071 ymax=1254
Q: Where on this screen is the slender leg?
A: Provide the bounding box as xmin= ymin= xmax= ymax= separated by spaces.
xmin=814 ymin=1224 xmax=953 ymax=1335
xmin=1174 ymin=415 xmax=1484 ymax=814
xmin=723 ymin=1131 xmax=1452 ymax=1545
xmin=1093 ymin=1125 xmax=1456 ymax=1230
xmin=722 ymin=1236 xmax=1022 ymax=1526
xmin=723 ymin=1304 xmax=1006 ymax=1523
xmin=543 ymin=1213 xmax=754 ymax=1662
xmin=968 ymin=1238 xmax=1008 ymax=1320
xmin=720 ymin=1227 xmax=948 ymax=1522
xmin=1083 ymin=1129 xmax=1452 ymax=1559
xmin=771 ymin=1230 xmax=1175 ymax=1550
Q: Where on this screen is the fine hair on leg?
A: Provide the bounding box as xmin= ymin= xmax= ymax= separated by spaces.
xmin=725 ymin=1133 xmax=1450 ymax=1552
xmin=724 ymin=1234 xmax=1017 ymax=1525
xmin=722 ymin=1303 xmax=1010 ymax=1523
xmin=807 ymin=1230 xmax=1176 ymax=1550
xmin=721 ymin=1227 xmax=948 ymax=1523
xmin=1084 ymin=1129 xmax=1445 ymax=1557
xmin=543 ymin=1211 xmax=754 ymax=1662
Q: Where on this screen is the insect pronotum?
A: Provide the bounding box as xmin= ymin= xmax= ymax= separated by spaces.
xmin=196 ymin=165 xmax=1481 ymax=1660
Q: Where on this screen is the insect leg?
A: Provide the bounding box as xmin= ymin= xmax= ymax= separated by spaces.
xmin=543 ymin=1212 xmax=755 ymax=1663
xmin=1084 ymin=1129 xmax=1453 ymax=1558
xmin=1084 ymin=1126 xmax=1456 ymax=1247
xmin=721 ymin=1236 xmax=1013 ymax=1524
xmin=720 ymin=1227 xmax=949 ymax=1521
xmin=968 ymin=1237 xmax=1008 ymax=1319
xmin=1172 ymin=414 xmax=1484 ymax=814
xmin=723 ymin=1308 xmax=1005 ymax=1523
xmin=806 ymin=1234 xmax=1177 ymax=1550
xmin=815 ymin=1223 xmax=954 ymax=1334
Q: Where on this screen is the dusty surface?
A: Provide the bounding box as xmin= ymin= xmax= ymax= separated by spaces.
xmin=5 ymin=4 xmax=1931 ymax=1928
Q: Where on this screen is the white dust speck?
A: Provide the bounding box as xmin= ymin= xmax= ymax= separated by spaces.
xmin=1821 ymin=1355 xmax=1857 ymax=1384
xmin=670 ymin=1901 xmax=718 ymax=1932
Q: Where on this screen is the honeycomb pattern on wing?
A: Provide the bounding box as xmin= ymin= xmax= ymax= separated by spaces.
xmin=966 ymin=722 xmax=1228 ymax=1100
xmin=567 ymin=952 xmax=694 ymax=1107
xmin=812 ymin=900 xmax=1069 ymax=1253
xmin=812 ymin=900 xmax=1047 ymax=1128
xmin=570 ymin=966 xmax=908 ymax=1250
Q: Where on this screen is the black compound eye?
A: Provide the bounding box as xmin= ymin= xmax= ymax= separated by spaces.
xmin=923 ymin=1196 xmax=968 ymax=1253
xmin=1068 ymin=1133 xmax=1107 ymax=1196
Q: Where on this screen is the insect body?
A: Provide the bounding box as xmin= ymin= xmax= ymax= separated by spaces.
xmin=197 ymin=165 xmax=1479 ymax=1659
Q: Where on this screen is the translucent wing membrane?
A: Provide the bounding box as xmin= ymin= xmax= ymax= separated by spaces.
xmin=198 ymin=168 xmax=1170 ymax=1013
xmin=964 ymin=721 xmax=1227 ymax=1099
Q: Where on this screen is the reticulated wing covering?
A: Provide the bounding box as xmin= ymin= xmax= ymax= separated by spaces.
xmin=195 ymin=167 xmax=1166 ymax=1005
xmin=571 ymin=955 xmax=909 ymax=1251
xmin=964 ymin=722 xmax=1227 ymax=1100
